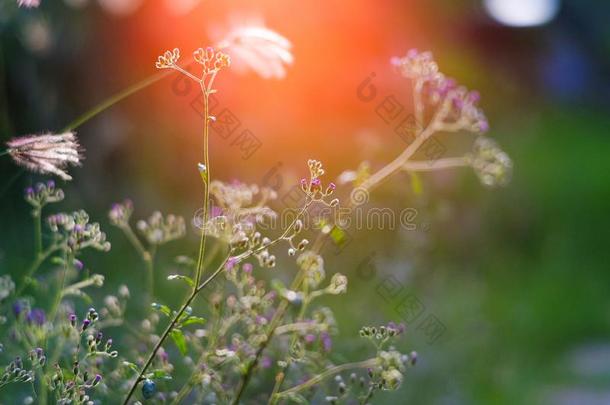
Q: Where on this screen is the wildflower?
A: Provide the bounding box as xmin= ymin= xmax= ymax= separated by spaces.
xmin=137 ymin=211 xmax=186 ymax=245
xmin=155 ymin=48 xmax=180 ymax=69
xmin=297 ymin=251 xmax=325 ymax=288
xmin=24 ymin=181 xmax=64 ymax=208
xmin=321 ymin=331 xmax=332 ymax=352
xmin=215 ymin=20 xmax=294 ymax=79
xmin=6 ymin=132 xmax=82 ymax=181
xmin=108 ymin=200 xmax=133 ymax=227
xmin=327 ymin=273 xmax=348 ymax=295
xmin=391 ymin=49 xmax=439 ymax=81
xmin=439 ymin=84 xmax=489 ymax=133
xmin=381 ymin=368 xmax=403 ymax=390
xmin=468 ymin=137 xmax=512 ymax=187
xmin=25 ymin=308 xmax=45 ymax=326
xmin=48 ymin=210 xmax=111 ymax=253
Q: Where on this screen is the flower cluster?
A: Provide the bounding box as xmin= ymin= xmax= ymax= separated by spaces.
xmin=0 ymin=353 xmax=40 ymax=389
xmin=468 ymin=137 xmax=513 ymax=187
xmin=155 ymin=48 xmax=180 ymax=69
xmin=391 ymin=49 xmax=439 ymax=80
xmin=392 ymin=49 xmax=488 ymax=134
xmin=24 ymin=181 xmax=64 ymax=209
xmin=108 ymin=199 xmax=133 ymax=227
xmin=137 ymin=211 xmax=186 ymax=245
xmin=300 ymin=159 xmax=338 ymax=207
xmin=47 ymin=308 xmax=113 ymax=403
xmin=47 ymin=210 xmax=111 ymax=253
xmin=6 ymin=132 xmax=82 ymax=181
xmin=193 ymin=47 xmax=231 ymax=74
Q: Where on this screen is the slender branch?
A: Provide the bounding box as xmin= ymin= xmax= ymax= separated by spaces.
xmin=413 ymin=79 xmax=424 ymax=127
xmin=49 ymin=251 xmax=71 ymax=324
xmin=402 ymin=156 xmax=469 ymax=172
xmin=194 ymin=84 xmax=211 ymax=287
xmin=33 ymin=208 xmax=42 ymax=258
xmin=273 ymin=358 xmax=377 ymax=400
xmin=359 ymin=94 xmax=451 ymax=194
xmin=62 ymin=71 xmax=171 ymax=132
xmin=14 ymin=243 xmax=61 ymax=297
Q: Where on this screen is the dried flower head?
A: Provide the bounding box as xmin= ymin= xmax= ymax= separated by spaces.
xmin=17 ymin=0 xmax=41 ymax=8
xmin=469 ymin=137 xmax=513 ymax=187
xmin=155 ymin=48 xmax=180 ymax=69
xmin=6 ymin=132 xmax=82 ymax=181
xmin=215 ymin=19 xmax=294 ymax=79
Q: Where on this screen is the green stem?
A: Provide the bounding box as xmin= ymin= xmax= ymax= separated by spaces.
xmin=120 ymin=224 xmax=155 ymax=297
xmin=14 ymin=244 xmax=60 ymax=297
xmin=194 ymin=84 xmax=211 ymax=287
xmin=33 ymin=208 xmax=42 ymax=258
xmin=0 ymin=150 xmax=9 ymax=157
xmin=49 ymin=251 xmax=71 ymax=324
xmin=61 ymin=71 xmax=170 ymax=132
xmin=147 ymin=245 xmax=157 ymax=298
xmin=273 ymin=358 xmax=377 ymax=401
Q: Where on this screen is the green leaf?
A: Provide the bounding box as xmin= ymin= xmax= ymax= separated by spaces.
xmin=170 ymin=329 xmax=188 ymax=355
xmin=151 ymin=302 xmax=172 ymax=317
xmin=409 ymin=172 xmax=423 ymax=195
xmin=329 ymin=226 xmax=347 ymax=247
xmin=122 ymin=361 xmax=139 ymax=374
xmin=167 ymin=274 xmax=194 ymax=287
xmin=181 ymin=316 xmax=206 ymax=327
xmin=146 ymin=369 xmax=173 ymax=381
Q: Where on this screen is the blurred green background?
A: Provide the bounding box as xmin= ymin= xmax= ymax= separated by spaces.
xmin=1 ymin=0 xmax=610 ymax=403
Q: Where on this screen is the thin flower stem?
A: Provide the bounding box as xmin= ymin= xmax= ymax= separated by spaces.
xmin=49 ymin=251 xmax=71 ymax=325
xmin=413 ymin=79 xmax=424 ymax=127
xmin=61 ymin=71 xmax=171 ymax=132
xmin=14 ymin=243 xmax=61 ymax=298
xmin=194 ymin=84 xmax=211 ymax=287
xmin=0 ymin=150 xmax=9 ymax=157
xmin=173 ymin=64 xmax=201 ymax=83
xmin=33 ymin=208 xmax=42 ymax=258
xmin=119 ymin=224 xmax=155 ymax=296
xmin=359 ymin=385 xmax=376 ymax=405
xmin=272 ymin=282 xmax=313 ymax=396
xmin=359 ymin=94 xmax=451 ymax=194
xmin=273 ymin=358 xmax=377 ymax=400
xmin=402 ymin=156 xmax=469 ymax=172
xmin=120 ymin=224 xmax=148 ymax=259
